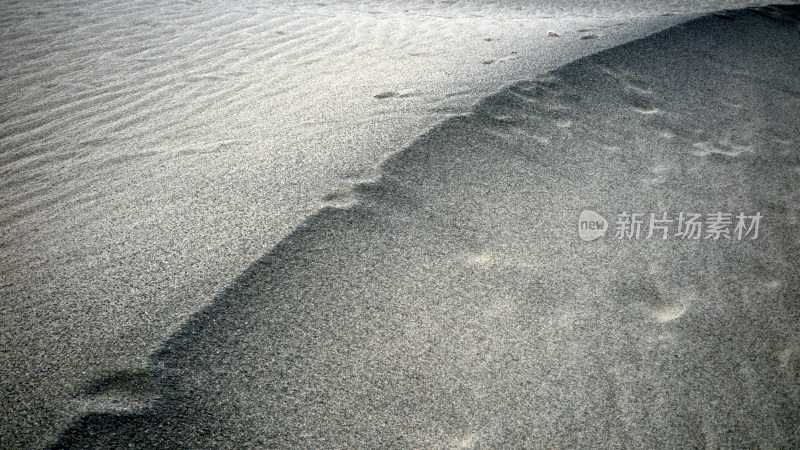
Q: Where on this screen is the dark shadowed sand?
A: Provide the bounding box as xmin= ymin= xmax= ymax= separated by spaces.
xmin=42 ymin=5 xmax=800 ymax=448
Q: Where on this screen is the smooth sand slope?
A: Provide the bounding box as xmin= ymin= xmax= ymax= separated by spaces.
xmin=48 ymin=5 xmax=800 ymax=448
xmin=3 ymin=0 xmax=778 ymax=446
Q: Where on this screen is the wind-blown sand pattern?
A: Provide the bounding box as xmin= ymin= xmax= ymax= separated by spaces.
xmin=2 ymin=1 xmax=799 ymax=448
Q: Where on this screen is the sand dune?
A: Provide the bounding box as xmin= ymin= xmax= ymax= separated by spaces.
xmin=44 ymin=4 xmax=800 ymax=448
xmin=1 ymin=0 xmax=798 ymax=447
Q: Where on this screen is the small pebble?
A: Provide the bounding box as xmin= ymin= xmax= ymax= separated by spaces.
xmin=547 ymin=30 xmax=560 ymax=37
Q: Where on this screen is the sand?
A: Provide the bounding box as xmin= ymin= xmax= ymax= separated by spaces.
xmin=1 ymin=1 xmax=799 ymax=448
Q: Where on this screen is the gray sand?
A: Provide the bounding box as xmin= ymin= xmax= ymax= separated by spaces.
xmin=46 ymin=5 xmax=800 ymax=448
xmin=6 ymin=0 xmax=777 ymax=446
